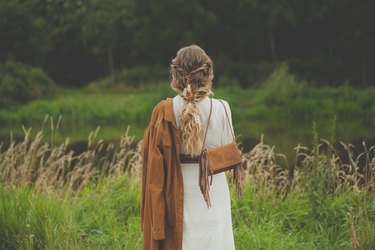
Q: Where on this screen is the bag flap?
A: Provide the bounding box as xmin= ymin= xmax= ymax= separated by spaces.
xmin=206 ymin=141 xmax=242 ymax=172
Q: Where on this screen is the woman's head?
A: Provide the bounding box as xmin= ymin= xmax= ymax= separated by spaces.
xmin=170 ymin=45 xmax=214 ymax=97
xmin=170 ymin=45 xmax=214 ymax=156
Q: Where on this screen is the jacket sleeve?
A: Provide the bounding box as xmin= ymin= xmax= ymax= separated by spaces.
xmin=140 ymin=121 xmax=166 ymax=240
xmin=140 ymin=124 xmax=150 ymax=233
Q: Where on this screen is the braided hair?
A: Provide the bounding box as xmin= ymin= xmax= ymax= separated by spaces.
xmin=170 ymin=45 xmax=214 ymax=156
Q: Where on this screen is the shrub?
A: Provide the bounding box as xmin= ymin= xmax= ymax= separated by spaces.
xmin=284 ymin=98 xmax=318 ymax=120
xmin=258 ymin=62 xmax=307 ymax=106
xmin=215 ymin=75 xmax=241 ymax=90
xmin=90 ymin=66 xmax=169 ymax=89
xmin=0 ymin=60 xmax=56 ymax=108
xmin=215 ymin=59 xmax=274 ymax=88
xmin=120 ymin=66 xmax=168 ymax=84
xmin=287 ymin=56 xmax=344 ymax=86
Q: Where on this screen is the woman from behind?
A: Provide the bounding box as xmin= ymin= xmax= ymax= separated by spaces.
xmin=141 ymin=44 xmax=236 ymax=250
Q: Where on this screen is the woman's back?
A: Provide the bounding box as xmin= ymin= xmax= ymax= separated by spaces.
xmin=172 ymin=94 xmax=235 ymax=250
xmin=172 ymin=95 xmax=235 ymax=150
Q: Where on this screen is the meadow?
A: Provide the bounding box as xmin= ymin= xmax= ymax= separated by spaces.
xmin=0 ymin=119 xmax=374 ymax=249
xmin=1 ymin=65 xmax=375 ymax=249
xmin=1 ymin=1 xmax=374 ymax=249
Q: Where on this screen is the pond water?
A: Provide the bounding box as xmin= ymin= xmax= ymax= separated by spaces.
xmin=1 ymin=117 xmax=374 ymax=163
xmin=238 ymin=118 xmax=374 ymax=158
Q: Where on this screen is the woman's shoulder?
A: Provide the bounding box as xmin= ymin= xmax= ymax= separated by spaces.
xmin=149 ymin=100 xmax=167 ymax=125
xmin=152 ymin=100 xmax=165 ymax=112
xmin=211 ymin=97 xmax=231 ymax=111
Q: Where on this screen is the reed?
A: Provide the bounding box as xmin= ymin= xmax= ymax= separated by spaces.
xmin=1 ymin=117 xmax=374 ymax=197
xmin=0 ymin=116 xmax=141 ymax=194
xmin=240 ymin=135 xmax=375 ymax=197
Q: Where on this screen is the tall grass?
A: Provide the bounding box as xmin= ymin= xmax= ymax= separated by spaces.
xmin=0 ymin=176 xmax=141 ymax=249
xmin=0 ymin=117 xmax=141 ymax=194
xmin=0 ymin=122 xmax=375 ymax=249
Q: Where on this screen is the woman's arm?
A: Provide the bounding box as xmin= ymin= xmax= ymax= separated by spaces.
xmin=220 ymin=100 xmax=235 ymax=145
xmin=140 ymin=124 xmax=150 ymax=232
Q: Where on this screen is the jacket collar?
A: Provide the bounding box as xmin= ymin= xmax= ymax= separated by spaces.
xmin=164 ymin=98 xmax=177 ymax=128
xmin=164 ymin=98 xmax=181 ymax=147
xmin=164 ymin=96 xmax=210 ymax=127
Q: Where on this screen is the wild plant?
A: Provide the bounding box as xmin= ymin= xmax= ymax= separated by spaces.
xmin=0 ymin=116 xmax=141 ymax=194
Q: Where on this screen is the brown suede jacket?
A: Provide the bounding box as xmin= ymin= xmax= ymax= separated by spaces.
xmin=141 ymin=98 xmax=184 ymax=250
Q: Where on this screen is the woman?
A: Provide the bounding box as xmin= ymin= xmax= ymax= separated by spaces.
xmin=141 ymin=45 xmax=236 ymax=250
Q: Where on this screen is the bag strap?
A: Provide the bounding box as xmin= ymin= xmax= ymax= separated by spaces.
xmin=201 ymin=98 xmax=236 ymax=149
xmin=201 ymin=97 xmax=212 ymax=151
xmin=218 ymin=99 xmax=236 ymax=141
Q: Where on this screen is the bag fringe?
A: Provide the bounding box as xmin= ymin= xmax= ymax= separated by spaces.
xmin=233 ymin=164 xmax=242 ymax=197
xmin=199 ymin=149 xmax=213 ymax=208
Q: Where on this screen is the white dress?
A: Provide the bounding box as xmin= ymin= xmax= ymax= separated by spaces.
xmin=172 ymin=95 xmax=236 ymax=250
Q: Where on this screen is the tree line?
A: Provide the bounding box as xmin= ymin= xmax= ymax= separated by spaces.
xmin=0 ymin=0 xmax=374 ymax=87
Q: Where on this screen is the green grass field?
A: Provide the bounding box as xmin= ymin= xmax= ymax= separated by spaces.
xmin=0 ymin=126 xmax=374 ymax=249
xmin=1 ymin=66 xmax=374 ymax=249
xmin=1 ymin=175 xmax=374 ymax=250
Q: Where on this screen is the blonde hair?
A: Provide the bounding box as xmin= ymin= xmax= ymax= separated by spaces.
xmin=170 ymin=45 xmax=214 ymax=156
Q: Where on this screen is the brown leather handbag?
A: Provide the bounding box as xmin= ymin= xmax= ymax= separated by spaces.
xmin=199 ymin=98 xmax=242 ymax=208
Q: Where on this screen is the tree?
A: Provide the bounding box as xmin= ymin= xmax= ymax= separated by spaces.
xmin=81 ymin=0 xmax=136 ymax=85
xmin=251 ymin=0 xmax=296 ymax=64
xmin=0 ymin=0 xmax=51 ymax=65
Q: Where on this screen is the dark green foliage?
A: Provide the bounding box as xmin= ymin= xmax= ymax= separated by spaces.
xmin=0 ymin=65 xmax=373 ymax=143
xmin=0 ymin=60 xmax=55 ymax=108
xmin=0 ymin=0 xmax=374 ymax=86
xmin=0 ymin=0 xmax=51 ymax=65
xmin=258 ymin=62 xmax=306 ymax=106
xmin=215 ymin=60 xmax=275 ymax=88
xmin=115 ymin=66 xmax=169 ymax=86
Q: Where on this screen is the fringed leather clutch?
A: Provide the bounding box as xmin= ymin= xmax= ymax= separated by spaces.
xmin=199 ymin=98 xmax=242 ymax=208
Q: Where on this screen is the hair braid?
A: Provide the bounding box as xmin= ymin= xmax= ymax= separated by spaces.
xmin=170 ymin=45 xmax=214 ymax=156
